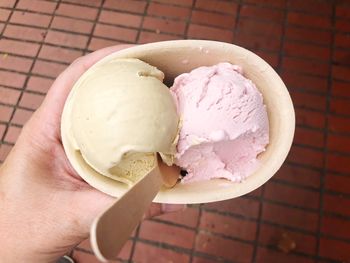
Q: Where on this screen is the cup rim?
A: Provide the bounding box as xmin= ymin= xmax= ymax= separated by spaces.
xmin=61 ymin=40 xmax=295 ymax=204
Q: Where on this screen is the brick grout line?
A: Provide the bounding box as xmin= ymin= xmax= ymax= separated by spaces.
xmin=129 ymin=224 xmax=142 ymax=262
xmin=135 ymin=0 xmax=150 ymax=44
xmin=183 ymin=0 xmax=196 ymax=40
xmin=82 ymin=0 xmax=105 ymax=55
xmin=0 ymin=0 xmax=60 ymax=144
xmin=189 ymin=202 xmax=201 ymax=262
xmin=0 ymin=0 xmax=19 ymax=146
xmin=316 ymin=1 xmax=337 ymax=259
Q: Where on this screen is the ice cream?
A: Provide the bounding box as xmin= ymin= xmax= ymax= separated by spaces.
xmin=170 ymin=62 xmax=269 ymax=183
xmin=65 ymin=58 xmax=179 ymax=185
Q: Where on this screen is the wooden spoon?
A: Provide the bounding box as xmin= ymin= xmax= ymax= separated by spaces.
xmin=90 ymin=155 xmax=179 ymax=262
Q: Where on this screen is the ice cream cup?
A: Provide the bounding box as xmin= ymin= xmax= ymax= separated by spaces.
xmin=61 ymin=40 xmax=295 ymax=204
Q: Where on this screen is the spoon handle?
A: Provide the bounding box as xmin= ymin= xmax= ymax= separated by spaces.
xmin=90 ymin=165 xmax=162 ymax=262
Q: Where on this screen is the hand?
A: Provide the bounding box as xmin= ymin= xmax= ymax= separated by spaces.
xmin=0 ymin=45 xmax=184 ymax=263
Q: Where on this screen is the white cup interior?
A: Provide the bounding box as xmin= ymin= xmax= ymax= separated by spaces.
xmin=61 ymin=40 xmax=295 ymax=204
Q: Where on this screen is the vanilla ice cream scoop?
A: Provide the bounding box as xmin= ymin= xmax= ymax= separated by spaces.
xmin=65 ymin=58 xmax=179 ymax=185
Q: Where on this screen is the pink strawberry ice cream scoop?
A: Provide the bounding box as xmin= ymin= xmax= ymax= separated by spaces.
xmin=170 ymin=62 xmax=269 ymax=183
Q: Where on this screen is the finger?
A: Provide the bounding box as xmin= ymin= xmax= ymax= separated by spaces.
xmin=144 ymin=203 xmax=186 ymax=219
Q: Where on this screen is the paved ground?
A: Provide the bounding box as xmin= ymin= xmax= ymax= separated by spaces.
xmin=1 ymin=0 xmax=350 ymax=262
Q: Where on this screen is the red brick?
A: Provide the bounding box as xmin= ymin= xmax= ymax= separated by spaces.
xmin=12 ymin=108 xmax=32 ymax=126
xmin=192 ymin=256 xmax=218 ymax=263
xmin=64 ymin=0 xmax=102 ymax=7
xmin=188 ymin=24 xmax=233 ymax=42
xmin=325 ymin=173 xmax=350 ymax=195
xmin=336 ymin=4 xmax=350 ymax=18
xmin=26 ymin=76 xmax=53 ymax=94
xmin=0 ymin=9 xmax=10 ymax=21
xmin=319 ymin=238 xmax=350 ymax=262
xmin=138 ymin=31 xmax=180 ymax=44
xmin=73 ymin=250 xmax=105 ymax=263
xmin=264 ymin=181 xmax=319 ymax=209
xmin=19 ymin=92 xmax=45 ymax=110
xmin=288 ymin=12 xmax=332 ymax=29
xmin=0 ymin=39 xmax=40 ymax=57
xmin=258 ymin=224 xmax=317 ymax=255
xmin=290 ymin=90 xmax=326 ymax=111
xmin=286 ymin=26 xmax=332 ymax=45
xmin=284 ymin=41 xmax=330 ymax=61
xmin=4 ymin=24 xmax=46 ymax=42
xmin=139 ymin=220 xmax=195 ymax=249
xmin=262 ymin=202 xmax=318 ymax=231
xmin=103 ymin=0 xmax=147 ymax=14
xmin=195 ymin=0 xmax=237 ymax=15
xmin=324 ymin=193 xmax=350 ymax=217
xmin=243 ymin=0 xmax=286 ymax=8
xmin=45 ymin=30 xmax=88 ymax=49
xmin=17 ymin=0 xmax=57 ymax=13
xmin=330 ymin=98 xmax=350 ymax=116
xmin=0 ymin=87 xmax=21 ymax=105
xmin=247 ymin=187 xmax=262 ymax=197
xmin=336 ymin=19 xmax=350 ymax=33
xmin=288 ymin=145 xmax=324 ymax=168
xmin=289 ymin=0 xmax=332 ymax=15
xmin=32 ymin=60 xmax=66 ymax=78
xmin=283 ymin=57 xmax=329 ymax=77
xmin=294 ymin=127 xmax=325 ymax=148
xmin=148 ymin=2 xmax=191 ymax=20
xmin=99 ymin=10 xmax=142 ymax=28
xmin=295 ymin=108 xmax=326 ymax=129
xmin=275 ymin=163 xmax=321 ymax=188
xmin=254 ymin=50 xmax=279 ymax=68
xmin=282 ymin=71 xmax=328 ymax=94
xmin=195 ymin=232 xmax=253 ymax=262
xmin=0 ymin=71 xmax=26 ymax=89
xmin=51 ymin=16 xmax=93 ymax=34
xmin=333 ymin=65 xmax=350 ymax=82
xmin=10 ymin=11 xmax=51 ymax=28
xmin=191 ymin=10 xmax=235 ymax=29
xmin=133 ymin=242 xmax=190 ymax=263
xmin=143 ymin=16 xmax=186 ymax=35
xmin=0 ymin=0 xmax=16 ymax=8
xmin=157 ymin=207 xmax=199 ymax=228
xmin=322 ymin=215 xmax=350 ymax=239
xmin=329 ymin=114 xmax=350 ymax=134
xmin=332 ymin=80 xmax=350 ymax=98
xmin=4 ymin=125 xmax=21 ymax=143
xmin=0 ymin=23 xmax=4 ymax=32
xmin=235 ymin=32 xmax=281 ymax=52
xmin=334 ymin=49 xmax=350 ymax=66
xmin=0 ymin=124 xmax=5 ymax=139
xmin=0 ymin=143 xmax=12 ymax=162
xmin=256 ymin=247 xmax=314 ymax=263
xmin=237 ymin=18 xmax=282 ymax=37
xmin=0 ymin=105 xmax=13 ymax=122
xmin=199 ymin=211 xmax=257 ymax=241
xmin=39 ymin=45 xmax=83 ymax=64
xmin=154 ymin=0 xmax=193 ymax=7
xmin=241 ymin=5 xmax=284 ymax=23
xmin=88 ymin=37 xmax=121 ymax=51
xmin=0 ymin=55 xmax=33 ymax=73
xmin=56 ymin=3 xmax=98 ymax=20
xmin=203 ymin=197 xmax=259 ymax=218
xmin=327 ymin=153 xmax=350 ymax=174
xmin=328 ymin=134 xmax=350 ymax=154
xmin=335 ymin=33 xmax=350 ymax=49
xmin=94 ymin=24 xmax=138 ymax=42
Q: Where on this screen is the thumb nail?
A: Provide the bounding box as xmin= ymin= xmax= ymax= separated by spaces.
xmin=161 ymin=204 xmax=186 ymax=213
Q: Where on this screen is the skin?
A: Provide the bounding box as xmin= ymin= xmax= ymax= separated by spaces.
xmin=0 ymin=45 xmax=184 ymax=262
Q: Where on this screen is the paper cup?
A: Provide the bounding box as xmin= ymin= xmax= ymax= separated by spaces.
xmin=61 ymin=40 xmax=295 ymax=204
